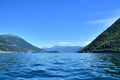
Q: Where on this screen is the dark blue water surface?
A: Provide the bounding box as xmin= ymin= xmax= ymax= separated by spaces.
xmin=0 ymin=53 xmax=120 ymax=80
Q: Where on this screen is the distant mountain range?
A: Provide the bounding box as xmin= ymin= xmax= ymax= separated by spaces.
xmin=2 ymin=18 xmax=120 ymax=53
xmin=43 ymin=45 xmax=83 ymax=53
xmin=0 ymin=34 xmax=45 ymax=53
xmin=79 ymin=18 xmax=120 ymax=53
xmin=0 ymin=34 xmax=83 ymax=53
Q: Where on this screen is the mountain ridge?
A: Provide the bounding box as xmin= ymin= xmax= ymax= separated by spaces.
xmin=43 ymin=45 xmax=83 ymax=53
xmin=0 ymin=34 xmax=45 ymax=53
xmin=79 ymin=18 xmax=120 ymax=53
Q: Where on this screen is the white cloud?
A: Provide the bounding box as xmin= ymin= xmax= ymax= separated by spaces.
xmin=84 ymin=41 xmax=92 ymax=45
xmin=88 ymin=9 xmax=120 ymax=17
xmin=87 ymin=9 xmax=120 ymax=26
xmin=59 ymin=41 xmax=72 ymax=46
xmin=88 ymin=17 xmax=119 ymax=26
xmin=89 ymin=17 xmax=118 ymax=24
xmin=91 ymin=37 xmax=96 ymax=40
xmin=58 ymin=41 xmax=82 ymax=46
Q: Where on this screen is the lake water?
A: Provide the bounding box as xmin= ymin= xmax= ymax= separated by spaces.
xmin=0 ymin=53 xmax=120 ymax=80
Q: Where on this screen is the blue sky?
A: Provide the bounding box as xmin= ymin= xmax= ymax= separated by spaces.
xmin=0 ymin=0 xmax=120 ymax=48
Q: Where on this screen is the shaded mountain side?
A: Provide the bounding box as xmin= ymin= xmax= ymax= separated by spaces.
xmin=79 ymin=18 xmax=120 ymax=53
xmin=44 ymin=45 xmax=83 ymax=53
xmin=0 ymin=38 xmax=22 ymax=52
xmin=0 ymin=34 xmax=45 ymax=53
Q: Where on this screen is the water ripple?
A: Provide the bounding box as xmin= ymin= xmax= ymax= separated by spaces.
xmin=0 ymin=53 xmax=120 ymax=80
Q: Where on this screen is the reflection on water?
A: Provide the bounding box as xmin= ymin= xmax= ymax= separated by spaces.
xmin=0 ymin=53 xmax=120 ymax=80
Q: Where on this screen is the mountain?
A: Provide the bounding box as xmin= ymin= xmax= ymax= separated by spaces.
xmin=0 ymin=37 xmax=21 ymax=52
xmin=0 ymin=34 xmax=45 ymax=53
xmin=47 ymin=50 xmax=60 ymax=53
xmin=79 ymin=18 xmax=120 ymax=53
xmin=43 ymin=45 xmax=83 ymax=53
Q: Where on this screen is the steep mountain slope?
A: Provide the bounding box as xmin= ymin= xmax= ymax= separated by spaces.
xmin=44 ymin=45 xmax=83 ymax=53
xmin=0 ymin=34 xmax=45 ymax=53
xmin=79 ymin=18 xmax=120 ymax=53
xmin=0 ymin=37 xmax=22 ymax=52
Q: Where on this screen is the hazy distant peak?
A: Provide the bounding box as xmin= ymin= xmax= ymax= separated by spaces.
xmin=43 ymin=45 xmax=83 ymax=53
